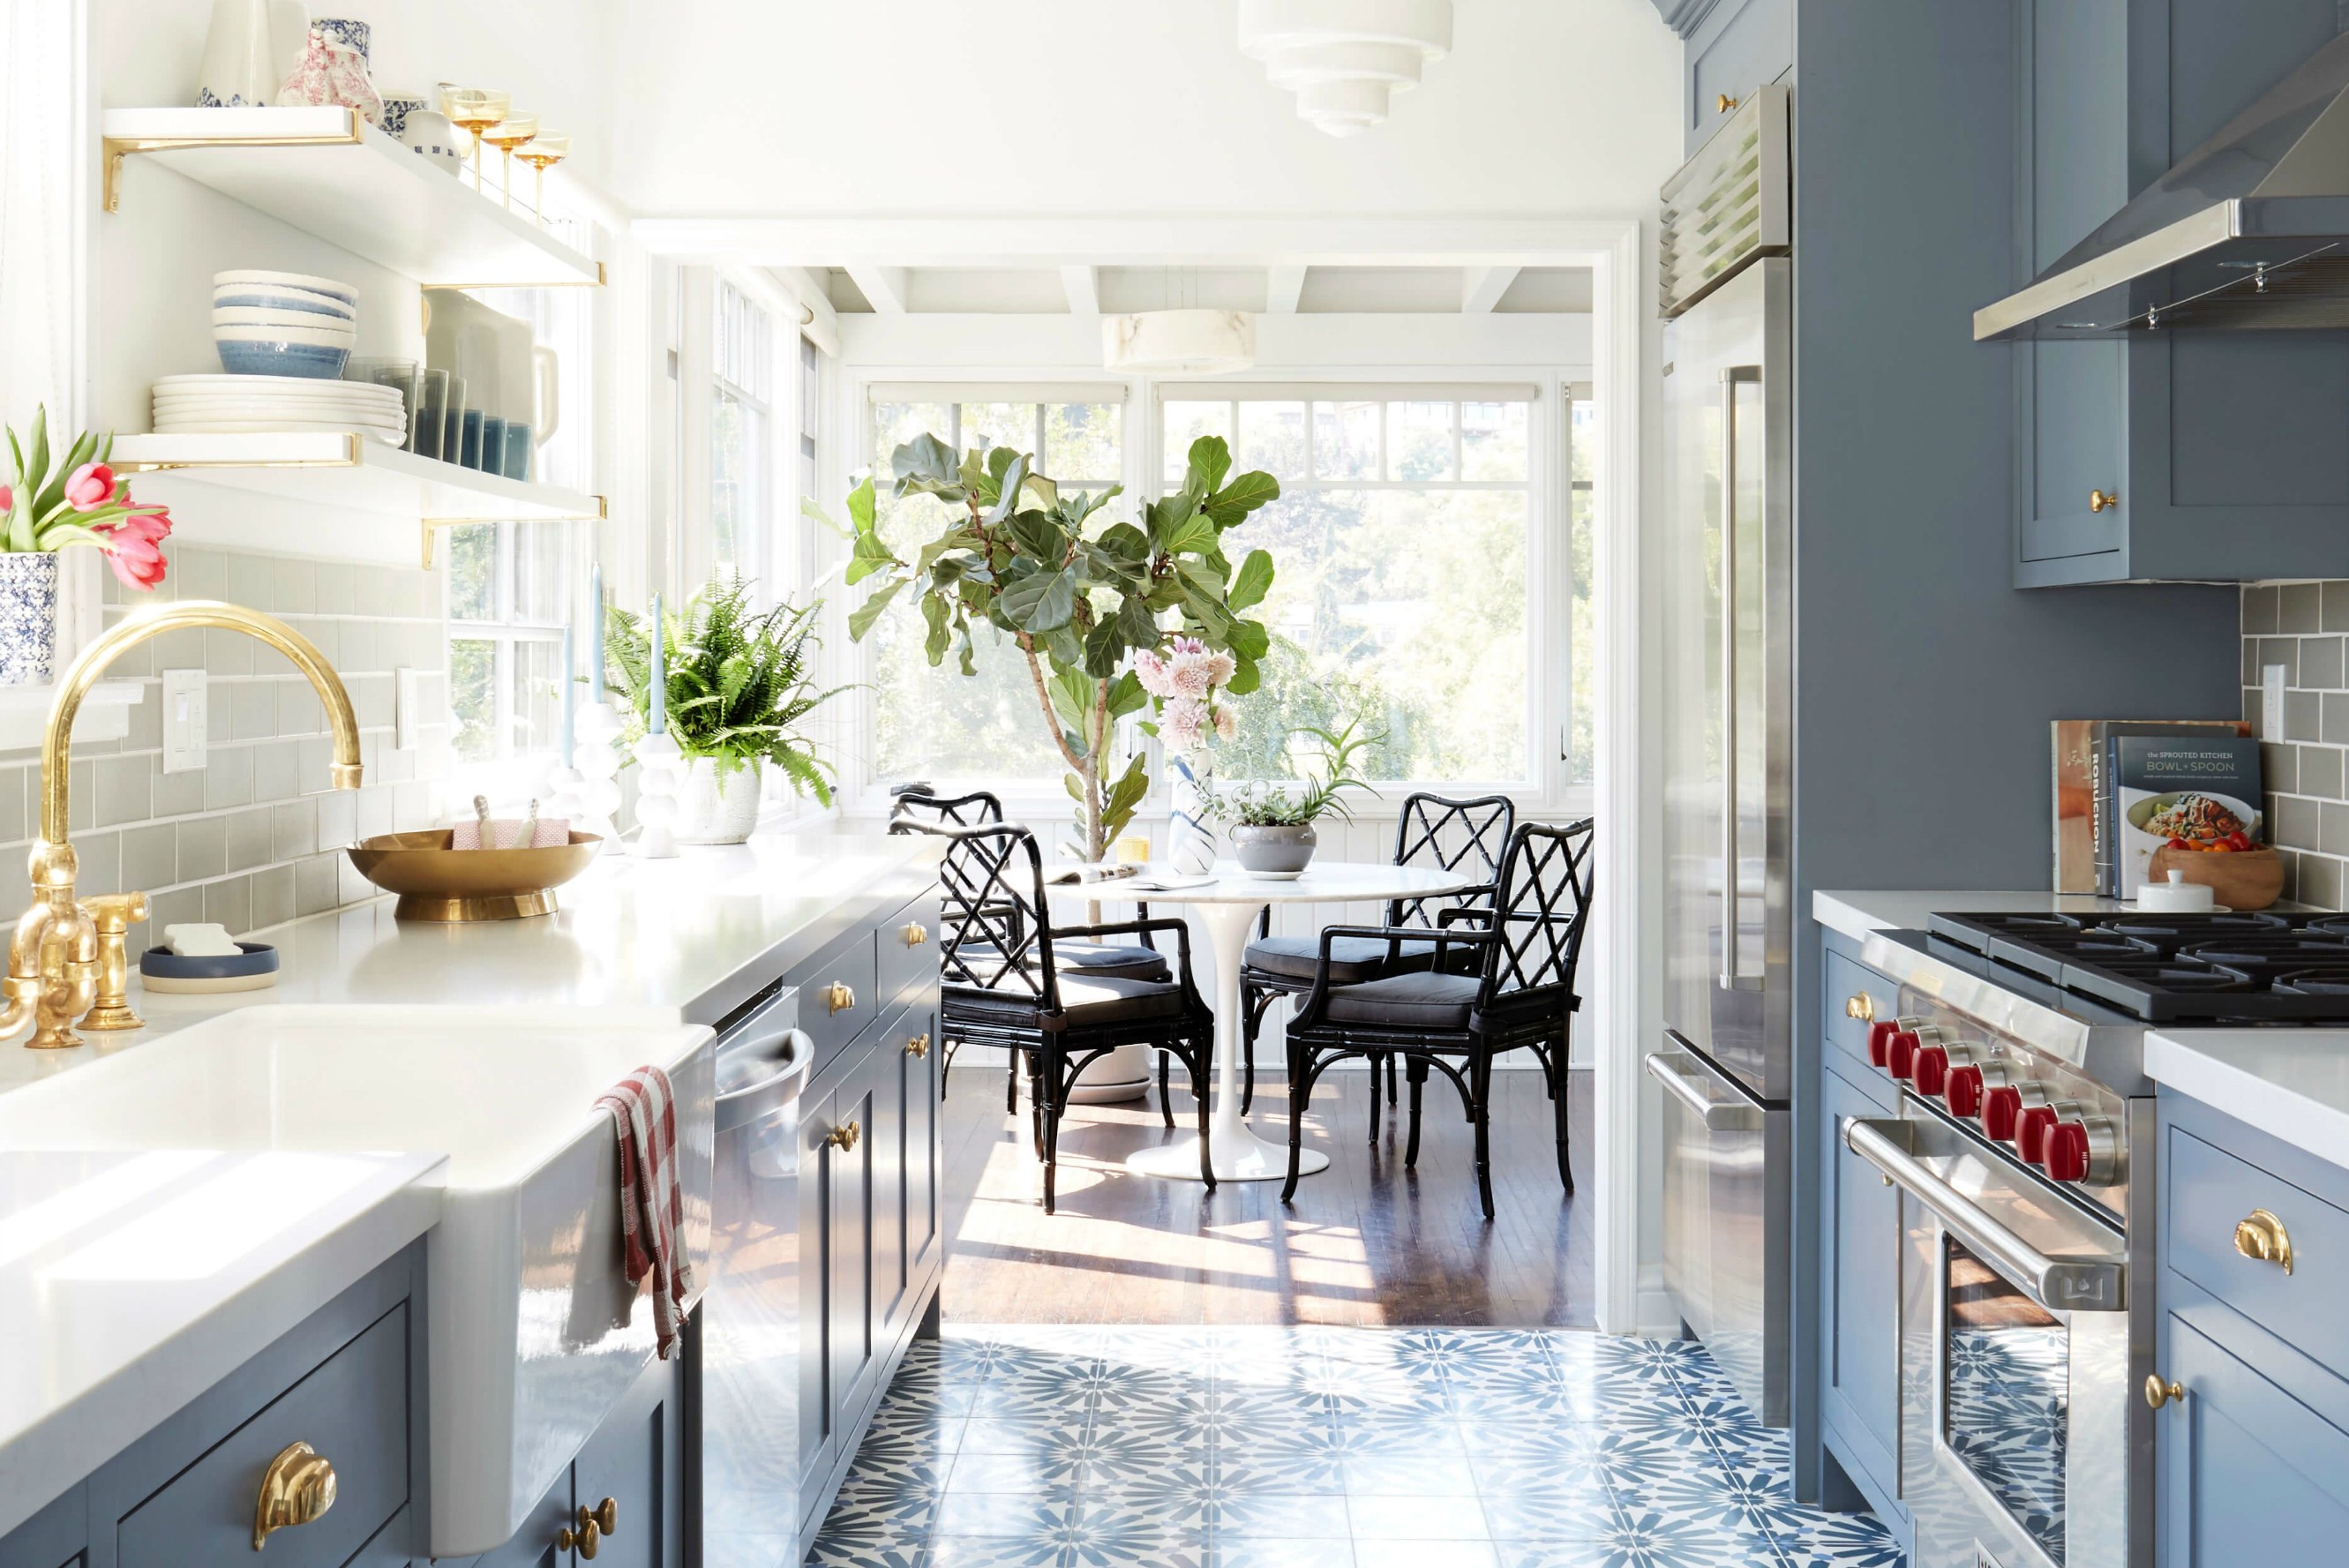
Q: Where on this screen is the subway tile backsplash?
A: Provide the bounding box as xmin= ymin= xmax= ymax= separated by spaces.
xmin=2241 ymin=581 xmax=2349 ymax=908
xmin=0 ymin=544 xmax=450 ymax=953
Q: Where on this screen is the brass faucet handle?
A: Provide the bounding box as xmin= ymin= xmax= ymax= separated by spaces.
xmin=77 ymin=891 xmax=148 ymax=1033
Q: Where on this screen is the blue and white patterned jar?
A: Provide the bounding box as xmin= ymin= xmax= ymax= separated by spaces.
xmin=0 ymin=553 xmax=61 ymax=686
xmin=378 ymin=92 xmax=426 ymax=139
xmin=1166 ymin=751 xmax=1218 ymax=875
xmin=308 ymin=16 xmax=369 ymax=61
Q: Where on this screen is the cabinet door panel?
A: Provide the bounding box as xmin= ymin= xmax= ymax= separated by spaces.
xmin=867 ymin=1017 xmax=910 ymax=1334
xmin=2158 ymin=1311 xmax=2349 ymax=1567
xmin=2022 ymin=341 xmax=2125 ymax=566
xmin=824 ymin=1047 xmax=881 ymax=1442
xmin=570 ymin=1355 xmax=681 ymax=1568
xmin=1823 ymin=1066 xmax=1901 ymax=1489
xmin=472 ymin=1467 xmax=569 ymax=1568
xmin=902 ymin=1008 xmax=942 ymax=1289
xmin=798 ymin=1077 xmax=840 ymax=1527
xmin=1684 ymin=0 xmax=1790 ymax=154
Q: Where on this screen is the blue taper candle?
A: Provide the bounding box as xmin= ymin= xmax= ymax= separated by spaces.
xmin=558 ymin=621 xmax=575 ymax=761
xmin=648 ymin=593 xmax=665 ymax=735
xmin=588 ymin=560 xmax=605 ymax=703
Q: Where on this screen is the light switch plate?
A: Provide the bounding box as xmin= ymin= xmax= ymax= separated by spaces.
xmin=2263 ymin=664 xmax=2288 ymax=739
xmin=161 ymin=668 xmax=206 ymax=773
xmin=396 ymin=666 xmax=419 ymax=751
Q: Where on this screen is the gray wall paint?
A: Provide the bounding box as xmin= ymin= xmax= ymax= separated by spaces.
xmin=1786 ymin=0 xmax=2241 ymax=1499
xmin=2240 ymin=581 xmax=2349 ymax=908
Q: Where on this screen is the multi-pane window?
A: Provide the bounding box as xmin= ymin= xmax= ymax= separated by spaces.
xmin=863 ymin=393 xmax=1125 ymax=786
xmin=711 ymin=281 xmax=772 ymax=582
xmin=1159 ymin=389 xmax=1537 ymax=784
xmin=1565 ymin=384 xmax=1596 ymax=786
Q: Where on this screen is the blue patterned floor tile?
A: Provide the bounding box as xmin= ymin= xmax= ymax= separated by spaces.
xmin=1340 ymin=1447 xmax=1482 ymax=1497
xmin=1346 ymin=1492 xmax=1490 ymax=1541
xmin=804 ymin=1534 xmax=931 ymax=1568
xmin=824 ymin=1490 xmax=944 ymax=1542
xmin=945 ymin=1448 xmax=1086 ymax=1498
xmin=1767 ymin=1514 xmax=1907 ymax=1568
xmin=1054 ymin=1509 xmax=1214 ymax=1568
xmin=931 ymin=1491 xmax=1077 ymax=1540
xmin=1477 ymin=1488 xmax=1620 ymax=1543
xmin=1209 ymin=1538 xmax=1357 ymax=1568
xmin=922 ymin=1537 xmax=1064 ymax=1568
xmin=959 ymin=1417 xmax=1081 ymax=1456
xmin=1203 ymin=1490 xmax=1354 ymax=1538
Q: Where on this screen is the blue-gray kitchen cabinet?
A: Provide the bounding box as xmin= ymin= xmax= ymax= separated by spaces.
xmin=1654 ymin=0 xmax=1790 ymax=155
xmin=2155 ymin=1092 xmax=2349 ymax=1566
xmin=2015 ymin=0 xmax=2349 ymax=585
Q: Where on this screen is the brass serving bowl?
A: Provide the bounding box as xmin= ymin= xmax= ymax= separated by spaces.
xmin=345 ymin=829 xmax=602 ymax=921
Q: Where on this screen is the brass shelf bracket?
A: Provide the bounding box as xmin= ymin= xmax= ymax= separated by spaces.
xmin=423 ymin=495 xmax=604 ymax=568
xmin=102 ymin=122 xmax=366 ymax=214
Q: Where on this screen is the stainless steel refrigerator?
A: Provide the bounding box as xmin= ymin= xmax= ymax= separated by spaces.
xmin=1646 ymin=112 xmax=1793 ymax=1422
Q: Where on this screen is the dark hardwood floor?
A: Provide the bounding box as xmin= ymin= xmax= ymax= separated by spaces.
xmin=936 ymin=1060 xmax=1595 ymax=1329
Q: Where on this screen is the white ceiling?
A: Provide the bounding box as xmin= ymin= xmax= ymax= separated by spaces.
xmin=815 ymin=264 xmax=1594 ymax=316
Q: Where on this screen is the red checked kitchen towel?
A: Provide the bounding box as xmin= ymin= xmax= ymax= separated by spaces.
xmin=596 ymin=1065 xmax=694 ymax=1360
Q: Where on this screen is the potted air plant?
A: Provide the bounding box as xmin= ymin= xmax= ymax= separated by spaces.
xmin=1198 ymin=718 xmax=1381 ymax=877
xmin=1136 ymin=634 xmax=1242 ymax=875
xmin=1 ymin=407 xmax=175 ymax=685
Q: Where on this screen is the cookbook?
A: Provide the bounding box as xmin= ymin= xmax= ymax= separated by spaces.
xmin=2108 ymin=732 xmax=2264 ymax=900
xmin=2050 ymin=718 xmax=2250 ymax=894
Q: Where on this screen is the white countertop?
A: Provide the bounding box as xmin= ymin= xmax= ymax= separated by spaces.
xmin=2146 ymin=1029 xmax=2349 ymax=1171
xmin=0 ymin=827 xmax=934 ymax=1538
xmin=0 ymin=1149 xmax=444 ymax=1537
xmin=1812 ymin=888 xmax=2319 ymax=943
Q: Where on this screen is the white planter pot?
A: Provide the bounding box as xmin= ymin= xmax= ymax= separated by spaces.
xmin=0 ymin=554 xmax=60 ymax=686
xmin=672 ymin=755 xmax=764 ymax=844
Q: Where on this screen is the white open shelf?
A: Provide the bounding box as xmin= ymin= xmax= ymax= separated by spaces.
xmin=0 ymin=680 xmax=143 ymax=754
xmin=101 ymin=107 xmax=602 ymax=289
xmin=110 ymin=433 xmax=604 ymax=567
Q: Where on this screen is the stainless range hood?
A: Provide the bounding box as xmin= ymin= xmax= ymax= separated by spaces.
xmin=1977 ymin=30 xmax=2349 ymax=341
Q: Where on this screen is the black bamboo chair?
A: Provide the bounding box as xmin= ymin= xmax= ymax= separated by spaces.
xmin=1280 ymin=818 xmax=1594 ymax=1221
xmin=889 ymin=786 xmax=1168 ymax=1107
xmin=922 ymin=821 xmax=1217 ymax=1212
xmin=1238 ymin=792 xmax=1515 ymax=1128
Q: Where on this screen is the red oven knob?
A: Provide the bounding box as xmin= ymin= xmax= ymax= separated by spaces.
xmin=1867 ymin=1020 xmax=1898 ymax=1067
xmin=1945 ymin=1064 xmax=1985 ymax=1119
xmin=2045 ymin=1122 xmax=2091 ymax=1182
xmin=2018 ymin=1105 xmax=2061 ymax=1165
xmin=1887 ymin=1031 xmax=1921 ymax=1080
xmin=1984 ymin=1084 xmax=2023 ymax=1141
xmin=1912 ymin=1045 xmax=1950 ymax=1096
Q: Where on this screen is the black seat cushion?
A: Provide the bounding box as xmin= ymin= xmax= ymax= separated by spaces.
xmin=945 ymin=972 xmax=1185 ymax=1029
xmin=950 ymin=939 xmax=1169 ymax=983
xmin=1243 ymin=934 xmax=1437 ymax=986
xmin=1324 ymin=971 xmax=1482 ymax=1030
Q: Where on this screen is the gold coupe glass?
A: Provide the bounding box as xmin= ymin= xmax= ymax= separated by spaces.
xmin=516 ymin=130 xmax=570 ymax=227
xmin=439 ymin=86 xmax=511 ymax=193
xmin=481 ymin=111 xmax=538 ymax=210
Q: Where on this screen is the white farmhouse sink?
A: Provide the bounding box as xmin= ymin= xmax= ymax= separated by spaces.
xmin=0 ymin=1004 xmax=716 ymax=1557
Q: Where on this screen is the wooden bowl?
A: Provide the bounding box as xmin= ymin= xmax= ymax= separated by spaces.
xmin=2146 ymin=844 xmax=2285 ymax=912
xmin=345 ymin=828 xmax=602 ymax=920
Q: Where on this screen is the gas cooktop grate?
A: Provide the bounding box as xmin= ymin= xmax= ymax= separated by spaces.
xmin=1926 ymin=912 xmax=2349 ymax=1022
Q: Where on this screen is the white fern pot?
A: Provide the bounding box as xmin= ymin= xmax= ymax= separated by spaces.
xmin=0 ymin=554 xmax=61 ymax=686
xmin=672 ymin=756 xmax=764 ymax=844
xmin=1166 ymin=752 xmax=1218 ymax=874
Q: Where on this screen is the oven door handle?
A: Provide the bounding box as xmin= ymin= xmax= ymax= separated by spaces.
xmin=1646 ymin=1049 xmax=1764 ymax=1132
xmin=1845 ymin=1117 xmax=2125 ymax=1313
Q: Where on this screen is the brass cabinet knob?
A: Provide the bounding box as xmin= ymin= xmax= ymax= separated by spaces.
xmin=825 ymin=981 xmax=857 ymax=1016
xmin=1844 ymin=994 xmax=1873 ymax=1022
xmin=558 ymin=1500 xmax=616 ymax=1558
xmin=2145 ymin=1373 xmax=2186 ymax=1409
xmin=252 ymin=1441 xmax=337 ymax=1549
xmin=2090 ymin=487 xmax=2120 ymax=512
xmin=906 ymin=1032 xmax=932 ymax=1059
xmin=2234 ymin=1207 xmax=2294 ymax=1274
xmin=828 ymin=1121 xmax=861 ymax=1152
xmin=903 ymin=921 xmax=928 ymax=947
xmin=1716 ymin=92 xmax=1737 ymax=112
xmin=588 ymin=1497 xmax=619 ymax=1535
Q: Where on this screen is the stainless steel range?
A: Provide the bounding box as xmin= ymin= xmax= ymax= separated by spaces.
xmin=1842 ymin=911 xmax=2349 ymax=1568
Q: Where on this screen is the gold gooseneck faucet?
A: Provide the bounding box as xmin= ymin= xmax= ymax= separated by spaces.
xmin=9 ymin=601 xmax=363 ymax=1049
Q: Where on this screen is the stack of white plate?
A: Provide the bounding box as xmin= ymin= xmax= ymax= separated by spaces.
xmin=152 ymin=374 xmax=408 ymax=445
xmin=212 ymin=269 xmax=358 ymax=379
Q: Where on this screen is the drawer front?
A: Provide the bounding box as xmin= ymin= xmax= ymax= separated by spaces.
xmin=875 ymin=889 xmax=940 ymax=1011
xmin=117 ymin=1303 xmax=409 ymax=1568
xmin=2167 ymin=1126 xmax=2349 ymax=1369
xmin=793 ymin=932 xmax=879 ymax=1071
xmin=1823 ymin=949 xmax=1901 ymax=1085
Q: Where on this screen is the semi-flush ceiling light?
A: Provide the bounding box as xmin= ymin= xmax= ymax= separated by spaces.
xmin=1238 ymin=0 xmax=1453 ymax=138
xmin=1103 ymin=310 xmax=1257 ymax=373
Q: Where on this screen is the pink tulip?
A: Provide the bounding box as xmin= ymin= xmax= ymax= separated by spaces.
xmin=63 ymin=462 xmax=116 ymax=512
xmin=96 ymin=506 xmax=170 ymax=591
xmin=0 ymin=484 xmax=11 ymax=514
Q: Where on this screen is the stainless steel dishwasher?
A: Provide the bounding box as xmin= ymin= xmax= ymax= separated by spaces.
xmin=701 ymin=984 xmax=813 ymax=1568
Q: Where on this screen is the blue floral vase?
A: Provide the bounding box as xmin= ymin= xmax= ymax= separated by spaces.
xmin=0 ymin=553 xmax=60 ymax=686
xmin=1166 ymin=751 xmax=1218 ymax=875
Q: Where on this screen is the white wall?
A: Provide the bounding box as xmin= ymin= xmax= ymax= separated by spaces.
xmin=602 ymin=0 xmax=1680 ymax=221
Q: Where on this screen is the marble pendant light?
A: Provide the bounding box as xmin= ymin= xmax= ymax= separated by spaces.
xmin=1237 ymin=0 xmax=1453 ymax=138
xmin=1101 ymin=309 xmax=1256 ymax=374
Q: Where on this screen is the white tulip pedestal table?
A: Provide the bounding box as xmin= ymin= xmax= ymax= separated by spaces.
xmin=1113 ymin=859 xmax=1474 ymax=1183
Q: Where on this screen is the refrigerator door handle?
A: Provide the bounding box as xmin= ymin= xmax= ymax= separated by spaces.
xmin=1718 ymin=364 xmax=1763 ymax=991
xmin=1647 ymin=1048 xmax=1764 ymax=1131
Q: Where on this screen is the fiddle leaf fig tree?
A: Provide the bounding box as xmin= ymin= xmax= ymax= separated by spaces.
xmin=822 ymin=433 xmax=1278 ymax=860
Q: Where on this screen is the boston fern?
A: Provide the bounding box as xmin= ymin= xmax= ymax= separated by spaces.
xmin=604 ymin=576 xmax=844 ymax=805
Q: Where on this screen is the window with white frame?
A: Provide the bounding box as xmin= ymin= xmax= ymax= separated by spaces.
xmin=1565 ymin=382 xmax=1595 ymax=787
xmin=862 ymin=390 xmax=1125 ymax=788
xmin=1159 ymin=386 xmax=1542 ymax=787
xmin=711 ymin=280 xmax=772 ymax=583
xmin=445 ymin=259 xmax=593 ymax=796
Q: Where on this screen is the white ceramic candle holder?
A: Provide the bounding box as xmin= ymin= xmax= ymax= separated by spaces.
xmin=562 ymin=697 xmax=626 ymax=855
xmin=632 ymin=729 xmax=683 ymax=859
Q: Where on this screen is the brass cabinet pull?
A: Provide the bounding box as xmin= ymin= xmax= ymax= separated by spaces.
xmin=828 ymin=1121 xmax=861 ymax=1152
xmin=1844 ymin=994 xmax=1873 ymax=1022
xmin=825 ymin=981 xmax=856 ymax=1016
xmin=906 ymin=1032 xmax=932 ymax=1059
xmin=252 ymin=1441 xmax=337 ymax=1549
xmin=903 ymin=921 xmax=928 ymax=947
xmin=1716 ymin=92 xmax=1737 ymax=112
xmin=2234 ymin=1207 xmax=2294 ymax=1274
xmin=2145 ymin=1373 xmax=2186 ymax=1409
xmin=558 ymin=1498 xmax=619 ymax=1558
xmin=2090 ymin=487 xmax=2120 ymax=512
